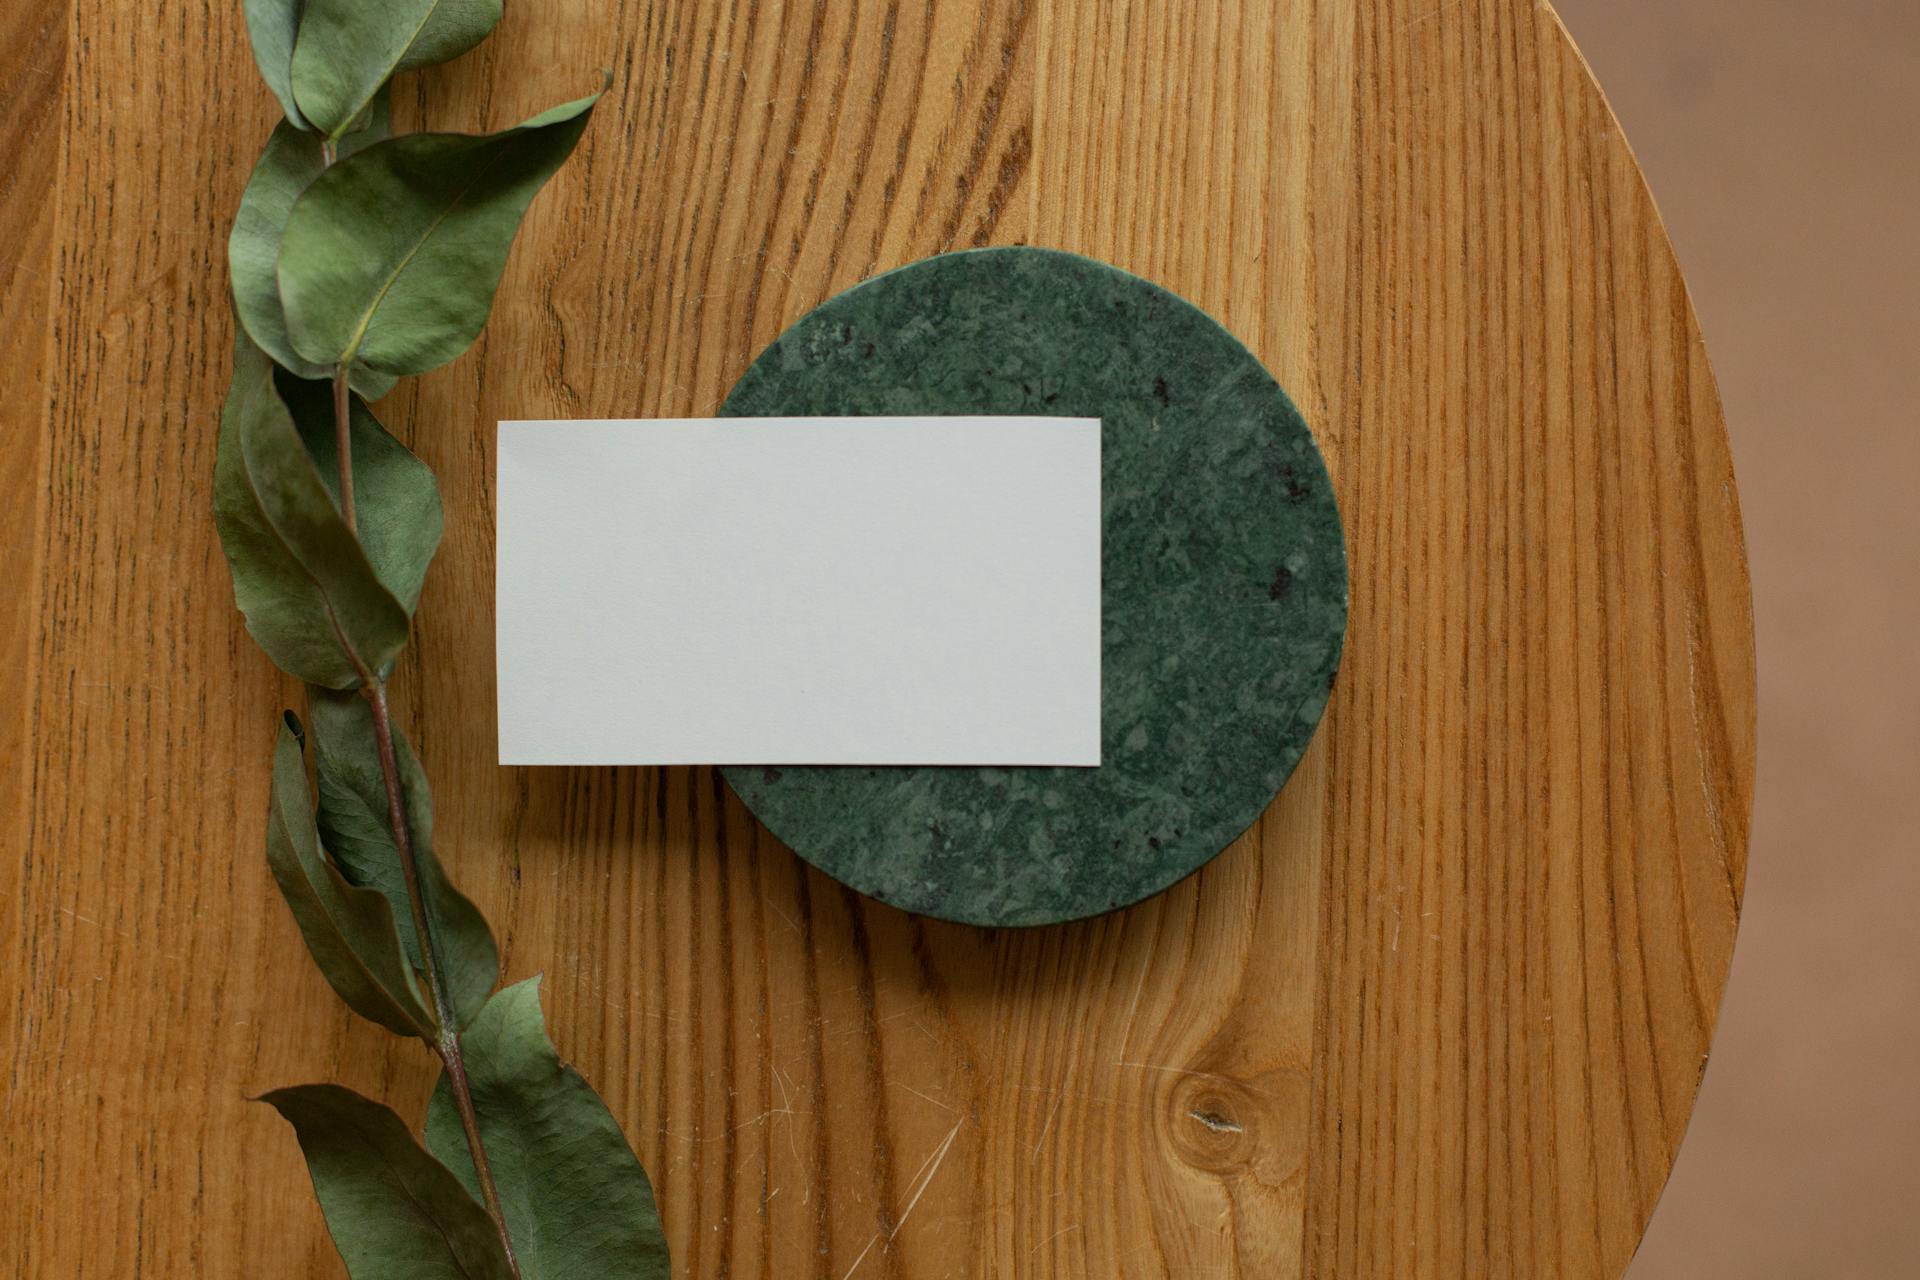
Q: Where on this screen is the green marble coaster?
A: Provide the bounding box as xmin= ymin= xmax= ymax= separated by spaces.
xmin=720 ymin=247 xmax=1346 ymax=926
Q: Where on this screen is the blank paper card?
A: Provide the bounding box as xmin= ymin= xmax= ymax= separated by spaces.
xmin=495 ymin=417 xmax=1102 ymax=766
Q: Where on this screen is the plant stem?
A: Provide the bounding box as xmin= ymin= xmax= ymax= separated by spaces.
xmin=332 ymin=367 xmax=356 ymax=533
xmin=326 ymin=348 xmax=521 ymax=1277
xmin=367 ymin=682 xmax=522 ymax=1279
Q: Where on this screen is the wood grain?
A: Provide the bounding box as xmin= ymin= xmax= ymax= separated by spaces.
xmin=0 ymin=1 xmax=1754 ymax=1276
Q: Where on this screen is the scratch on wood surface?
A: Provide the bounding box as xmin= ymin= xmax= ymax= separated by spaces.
xmin=896 ymin=1082 xmax=959 ymax=1114
xmin=894 ymin=1118 xmax=964 ymax=1238
xmin=1026 ymin=1223 xmax=1082 ymax=1265
xmin=841 ymin=1118 xmax=965 ymax=1278
xmin=1032 ymin=1091 xmax=1063 ymax=1156
xmin=840 ymin=1234 xmax=880 ymax=1280
xmin=1400 ymin=1 xmax=1463 ymax=31
xmin=1686 ymin=600 xmax=1739 ymax=907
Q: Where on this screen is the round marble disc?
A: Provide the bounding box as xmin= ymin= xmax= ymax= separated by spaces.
xmin=721 ymin=248 xmax=1347 ymax=926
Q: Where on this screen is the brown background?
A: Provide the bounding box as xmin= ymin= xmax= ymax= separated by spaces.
xmin=1552 ymin=0 xmax=1920 ymax=1275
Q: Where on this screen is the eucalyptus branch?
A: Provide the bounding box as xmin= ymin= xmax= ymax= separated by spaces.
xmin=329 ymin=359 xmax=520 ymax=1268
xmin=366 ymin=674 xmax=522 ymax=1277
xmin=217 ymin=3 xmax=667 ymax=1277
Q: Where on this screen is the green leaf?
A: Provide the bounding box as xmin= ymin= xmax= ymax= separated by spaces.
xmin=275 ymin=369 xmax=442 ymax=612
xmin=308 ymin=687 xmax=499 ymax=1031
xmin=264 ymin=715 xmax=434 ymax=1038
xmin=243 ymin=0 xmax=307 ymax=130
xmin=213 ymin=333 xmax=413 ymax=689
xmin=262 ymin=1085 xmax=514 ymax=1280
xmin=230 ymin=105 xmax=398 ymax=399
xmin=426 ymin=979 xmax=669 ymax=1279
xmin=290 ymin=0 xmax=504 ymax=140
xmin=278 ymin=94 xmax=598 ymax=378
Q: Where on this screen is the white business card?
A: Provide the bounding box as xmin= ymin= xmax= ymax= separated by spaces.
xmin=496 ymin=417 xmax=1102 ymax=766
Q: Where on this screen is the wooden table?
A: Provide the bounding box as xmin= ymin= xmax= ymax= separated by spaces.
xmin=0 ymin=1 xmax=1756 ymax=1276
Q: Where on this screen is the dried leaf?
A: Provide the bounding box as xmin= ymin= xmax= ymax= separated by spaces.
xmin=264 ymin=715 xmax=433 ymax=1038
xmin=230 ymin=102 xmax=397 ymax=398
xmin=290 ymin=0 xmax=504 ymax=140
xmin=213 ymin=334 xmax=412 ymax=689
xmin=278 ymin=95 xmax=598 ymax=378
xmin=426 ymin=979 xmax=669 ymax=1278
xmin=275 ymin=368 xmax=442 ymax=613
xmin=243 ymin=0 xmax=307 ymax=130
xmin=262 ymin=1084 xmax=514 ymax=1280
xmin=309 ymin=688 xmax=498 ymax=1031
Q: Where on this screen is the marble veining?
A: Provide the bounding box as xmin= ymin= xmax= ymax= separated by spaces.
xmin=721 ymin=248 xmax=1347 ymax=926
